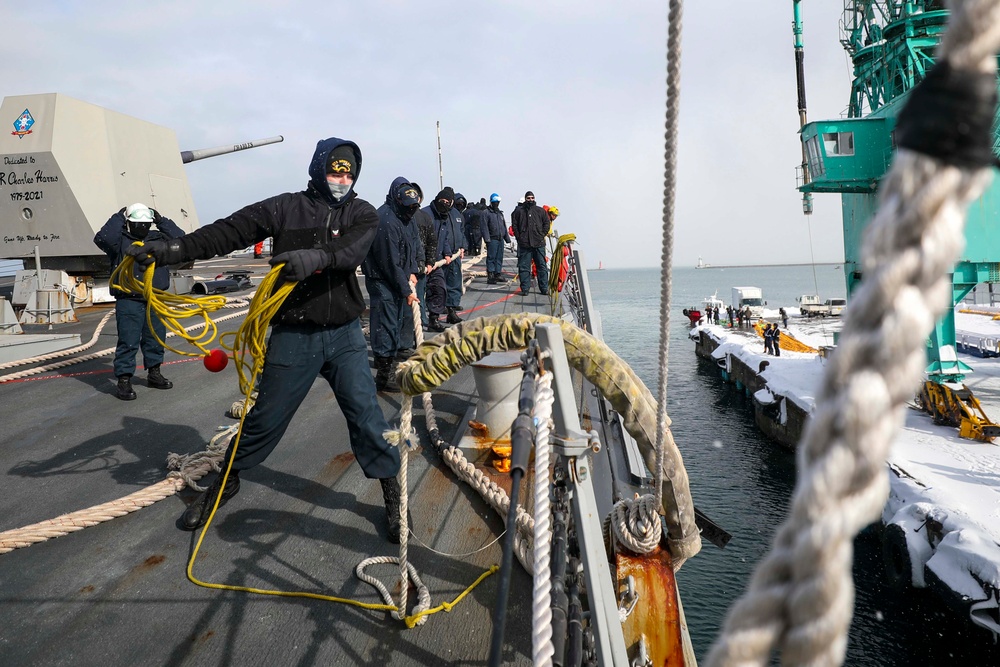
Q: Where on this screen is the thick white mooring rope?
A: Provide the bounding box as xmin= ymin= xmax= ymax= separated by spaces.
xmin=0 ymin=425 xmax=238 ymax=554
xmin=705 ymin=1 xmax=1000 ymax=664
xmin=531 ymin=370 xmax=556 ymax=667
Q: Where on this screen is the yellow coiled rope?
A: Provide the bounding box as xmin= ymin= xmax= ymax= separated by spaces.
xmin=113 ymin=243 xmax=492 ymax=624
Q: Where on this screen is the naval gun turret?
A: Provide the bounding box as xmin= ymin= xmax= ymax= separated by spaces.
xmin=0 ymin=93 xmax=282 ymax=274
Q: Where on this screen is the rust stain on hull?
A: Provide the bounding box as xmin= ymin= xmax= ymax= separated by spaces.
xmin=616 ymin=545 xmax=685 ymax=666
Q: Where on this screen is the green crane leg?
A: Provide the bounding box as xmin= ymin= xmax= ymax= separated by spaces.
xmin=926 ymin=278 xmax=975 ymax=383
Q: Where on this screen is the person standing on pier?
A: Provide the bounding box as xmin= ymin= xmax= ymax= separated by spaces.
xmin=772 ymin=325 xmax=782 ymax=357
xmin=95 ymin=203 xmax=185 ymax=401
xmin=511 ymin=190 xmax=550 ymax=295
xmin=126 ymin=137 xmax=403 ymax=543
xmin=779 ymin=306 xmax=789 ymax=329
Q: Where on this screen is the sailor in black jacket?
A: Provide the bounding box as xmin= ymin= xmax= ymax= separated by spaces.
xmin=511 ymin=190 xmax=550 ymax=294
xmin=463 ymin=197 xmax=486 ymax=256
xmin=421 ymin=188 xmax=457 ymax=332
xmin=444 ymin=193 xmax=467 ymax=323
xmin=128 ymin=137 xmax=403 ymax=543
xmin=399 ymin=182 xmax=436 ymax=349
xmin=94 ymin=203 xmax=185 ymax=400
xmin=361 ymin=177 xmax=420 ymax=392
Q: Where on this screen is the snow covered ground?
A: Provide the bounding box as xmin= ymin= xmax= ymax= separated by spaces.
xmin=692 ymin=307 xmax=1000 ymax=636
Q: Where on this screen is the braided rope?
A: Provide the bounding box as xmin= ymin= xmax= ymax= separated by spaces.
xmin=0 ymin=425 xmax=237 ymax=554
xmin=354 ymin=555 xmax=431 ymax=622
xmin=0 ymin=309 xmax=114 ymax=371
xmin=705 ymin=2 xmax=1000 ymax=664
xmin=610 ymin=494 xmax=663 ymax=555
xmin=531 ymin=370 xmax=555 ymax=667
xmin=655 ymin=0 xmax=682 ymax=519
xmin=401 ymin=290 xmax=536 ymax=573
xmin=367 ymin=290 xmax=424 ymax=625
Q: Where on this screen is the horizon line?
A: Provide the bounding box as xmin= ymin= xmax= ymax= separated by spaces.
xmin=593 ymin=262 xmax=845 ymax=270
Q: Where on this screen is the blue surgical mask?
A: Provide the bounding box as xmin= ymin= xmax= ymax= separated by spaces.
xmin=328 ymin=182 xmax=351 ymax=201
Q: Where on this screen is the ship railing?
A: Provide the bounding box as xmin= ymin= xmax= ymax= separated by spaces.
xmin=535 ymin=326 xmax=630 ymax=666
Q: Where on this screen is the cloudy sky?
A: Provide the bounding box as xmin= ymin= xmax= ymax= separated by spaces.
xmin=3 ymin=1 xmax=856 ymax=268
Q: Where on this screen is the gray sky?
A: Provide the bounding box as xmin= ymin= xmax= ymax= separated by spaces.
xmin=3 ymin=1 xmax=855 ymax=268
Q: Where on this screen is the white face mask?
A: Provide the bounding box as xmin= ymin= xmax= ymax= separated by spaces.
xmin=328 ymin=182 xmax=351 ymax=201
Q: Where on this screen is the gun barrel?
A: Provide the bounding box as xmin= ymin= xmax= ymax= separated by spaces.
xmin=180 ymin=135 xmax=284 ymax=163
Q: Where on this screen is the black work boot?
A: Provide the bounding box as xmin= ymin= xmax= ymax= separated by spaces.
xmin=374 ymin=356 xmax=400 ymax=393
xmin=181 ymin=471 xmax=240 ymax=531
xmin=147 ymin=365 xmax=173 ymax=389
xmin=379 ymin=477 xmax=402 ymax=544
xmin=427 ymin=314 xmax=447 ymax=332
xmin=115 ymin=375 xmax=136 ymax=401
xmin=446 ymin=307 xmax=463 ymax=324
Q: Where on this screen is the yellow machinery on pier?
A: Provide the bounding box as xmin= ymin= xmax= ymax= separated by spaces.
xmin=917 ymin=381 xmax=1000 ymax=443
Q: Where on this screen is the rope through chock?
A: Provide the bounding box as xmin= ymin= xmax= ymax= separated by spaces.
xmin=397 ymin=312 xmax=701 ymax=564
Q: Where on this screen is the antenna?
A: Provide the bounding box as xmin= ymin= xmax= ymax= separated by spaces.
xmin=436 ymin=121 xmax=444 ymax=191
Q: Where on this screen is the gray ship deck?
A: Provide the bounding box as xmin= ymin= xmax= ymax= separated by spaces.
xmin=0 ymin=254 xmax=561 ymax=666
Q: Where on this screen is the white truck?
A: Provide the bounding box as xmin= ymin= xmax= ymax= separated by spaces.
xmin=825 ymin=297 xmax=847 ymax=316
xmin=732 ymin=286 xmax=765 ymax=318
xmin=796 ymin=295 xmax=847 ymax=317
xmin=797 ymin=294 xmax=827 ymax=317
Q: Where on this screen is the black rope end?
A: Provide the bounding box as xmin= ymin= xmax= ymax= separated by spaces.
xmin=895 ymin=60 xmax=999 ymax=170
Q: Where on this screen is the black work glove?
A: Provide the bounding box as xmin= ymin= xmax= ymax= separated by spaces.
xmin=125 ymin=239 xmax=185 ymax=268
xmin=151 ymin=209 xmax=163 ymax=226
xmin=269 ymin=248 xmax=331 ymax=282
xmin=118 ymin=206 xmax=127 ymax=217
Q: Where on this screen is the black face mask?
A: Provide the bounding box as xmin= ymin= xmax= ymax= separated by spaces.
xmin=399 ymin=204 xmax=418 ymax=221
xmin=433 ymin=199 xmax=452 ymax=215
xmin=455 ymin=201 xmax=466 ymax=212
xmin=127 ymin=221 xmax=151 ymax=239
xmin=490 ymin=202 xmax=499 ymax=210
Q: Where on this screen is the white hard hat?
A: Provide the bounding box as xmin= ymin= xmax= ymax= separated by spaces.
xmin=125 ymin=203 xmax=154 ymax=222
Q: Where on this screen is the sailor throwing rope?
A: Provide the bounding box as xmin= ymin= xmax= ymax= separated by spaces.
xmin=127 ymin=137 xmax=404 ymax=542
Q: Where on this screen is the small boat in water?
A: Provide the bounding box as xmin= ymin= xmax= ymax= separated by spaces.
xmin=682 ymin=306 xmax=703 ymax=325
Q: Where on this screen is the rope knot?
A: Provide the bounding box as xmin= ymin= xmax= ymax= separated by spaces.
xmin=382 ymin=427 xmax=418 ymax=450
xmin=610 ymin=494 xmax=662 ymax=555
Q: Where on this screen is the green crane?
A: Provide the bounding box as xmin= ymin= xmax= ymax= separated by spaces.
xmin=796 ymin=0 xmax=1000 ymax=384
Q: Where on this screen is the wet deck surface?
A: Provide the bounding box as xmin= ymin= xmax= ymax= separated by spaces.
xmin=0 ymin=252 xmax=555 ymax=666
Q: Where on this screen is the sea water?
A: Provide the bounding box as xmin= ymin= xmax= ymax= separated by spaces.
xmin=588 ymin=266 xmax=998 ymax=666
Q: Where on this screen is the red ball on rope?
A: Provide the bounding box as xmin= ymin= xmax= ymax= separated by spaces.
xmin=204 ymin=349 xmax=229 ymax=372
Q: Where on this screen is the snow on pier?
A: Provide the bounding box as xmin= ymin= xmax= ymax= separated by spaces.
xmin=691 ymin=308 xmax=1000 ymax=637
